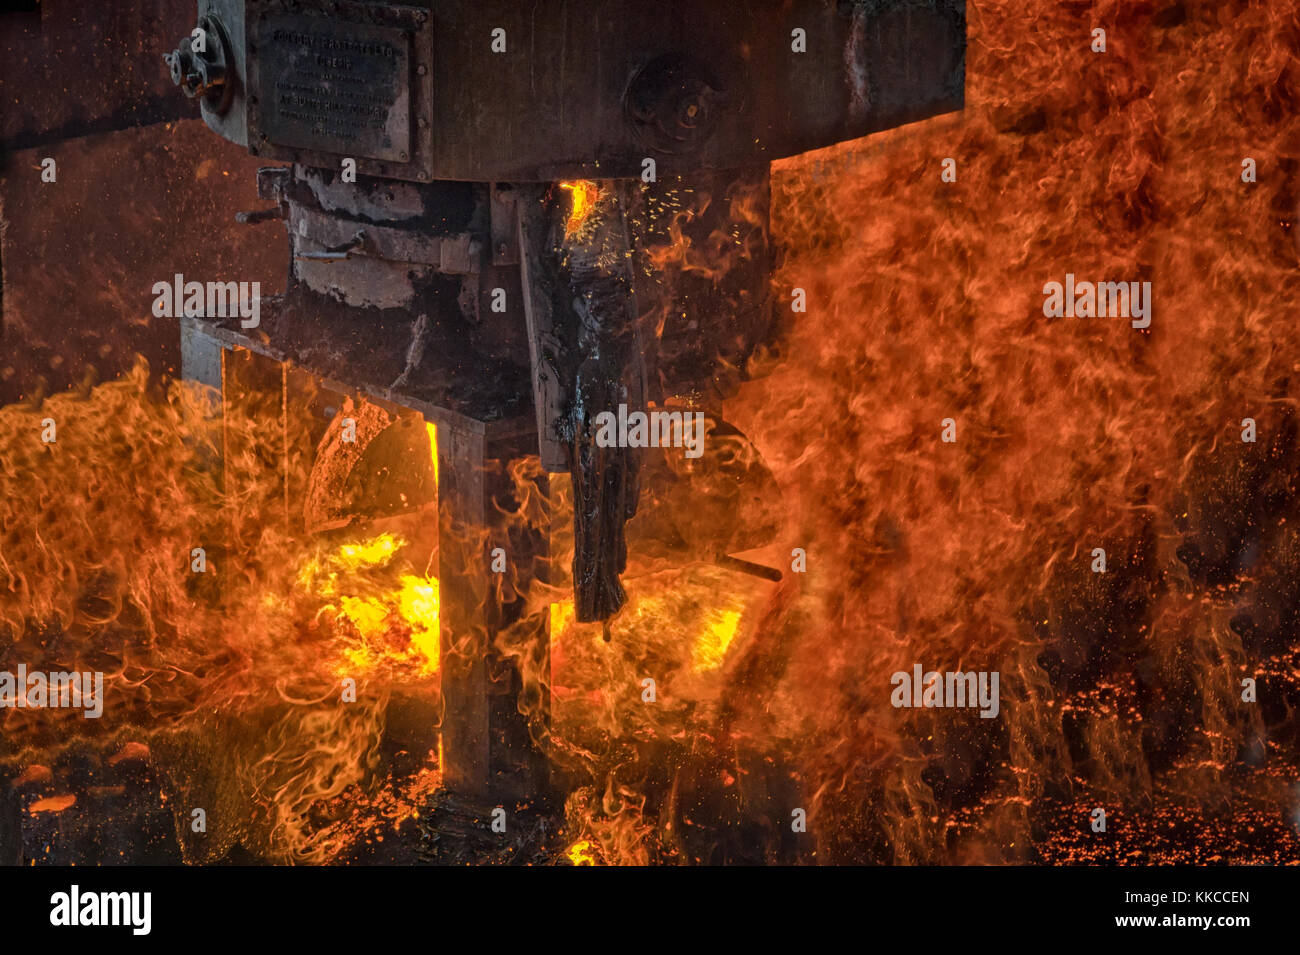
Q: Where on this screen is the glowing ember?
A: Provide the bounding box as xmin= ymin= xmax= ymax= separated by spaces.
xmin=28 ymin=795 xmax=76 ymax=815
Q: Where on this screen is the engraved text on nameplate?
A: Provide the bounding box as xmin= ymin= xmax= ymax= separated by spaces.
xmin=258 ymin=14 xmax=412 ymax=163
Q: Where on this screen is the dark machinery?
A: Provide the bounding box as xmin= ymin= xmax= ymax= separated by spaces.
xmin=163 ymin=0 xmax=964 ymax=826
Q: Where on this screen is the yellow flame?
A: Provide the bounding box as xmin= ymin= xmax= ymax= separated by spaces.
xmin=550 ymin=599 xmax=575 ymax=642
xmin=299 ymin=534 xmax=440 ymax=676
xmin=560 ymin=180 xmax=599 ymax=237
xmin=339 ymin=595 xmax=390 ymax=638
xmin=398 ymin=574 xmax=440 ymax=674
xmin=337 ymin=533 xmax=400 ymax=571
xmin=692 ymin=607 xmax=742 ymax=672
xmin=566 ymin=840 xmax=596 ymax=866
xmin=549 ymin=586 xmax=745 ymax=672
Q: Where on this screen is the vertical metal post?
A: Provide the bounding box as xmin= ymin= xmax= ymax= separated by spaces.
xmin=436 ymin=423 xmax=551 ymax=805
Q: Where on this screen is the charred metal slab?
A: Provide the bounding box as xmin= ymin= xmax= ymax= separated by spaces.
xmin=178 ymin=299 xmax=533 ymax=439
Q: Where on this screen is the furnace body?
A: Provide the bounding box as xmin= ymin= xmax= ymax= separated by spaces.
xmin=163 ymin=0 xmax=966 ymax=833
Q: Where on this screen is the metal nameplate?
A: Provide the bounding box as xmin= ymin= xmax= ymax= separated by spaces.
xmin=257 ymin=14 xmax=410 ymax=162
xmin=245 ymin=0 xmax=433 ymax=181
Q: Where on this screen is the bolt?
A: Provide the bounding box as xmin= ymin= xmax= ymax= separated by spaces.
xmin=417 ymin=65 xmax=427 ymax=76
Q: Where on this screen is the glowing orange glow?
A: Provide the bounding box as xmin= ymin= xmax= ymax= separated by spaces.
xmin=0 ymin=365 xmax=448 ymax=863
xmin=28 ymin=795 xmax=76 ymax=814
